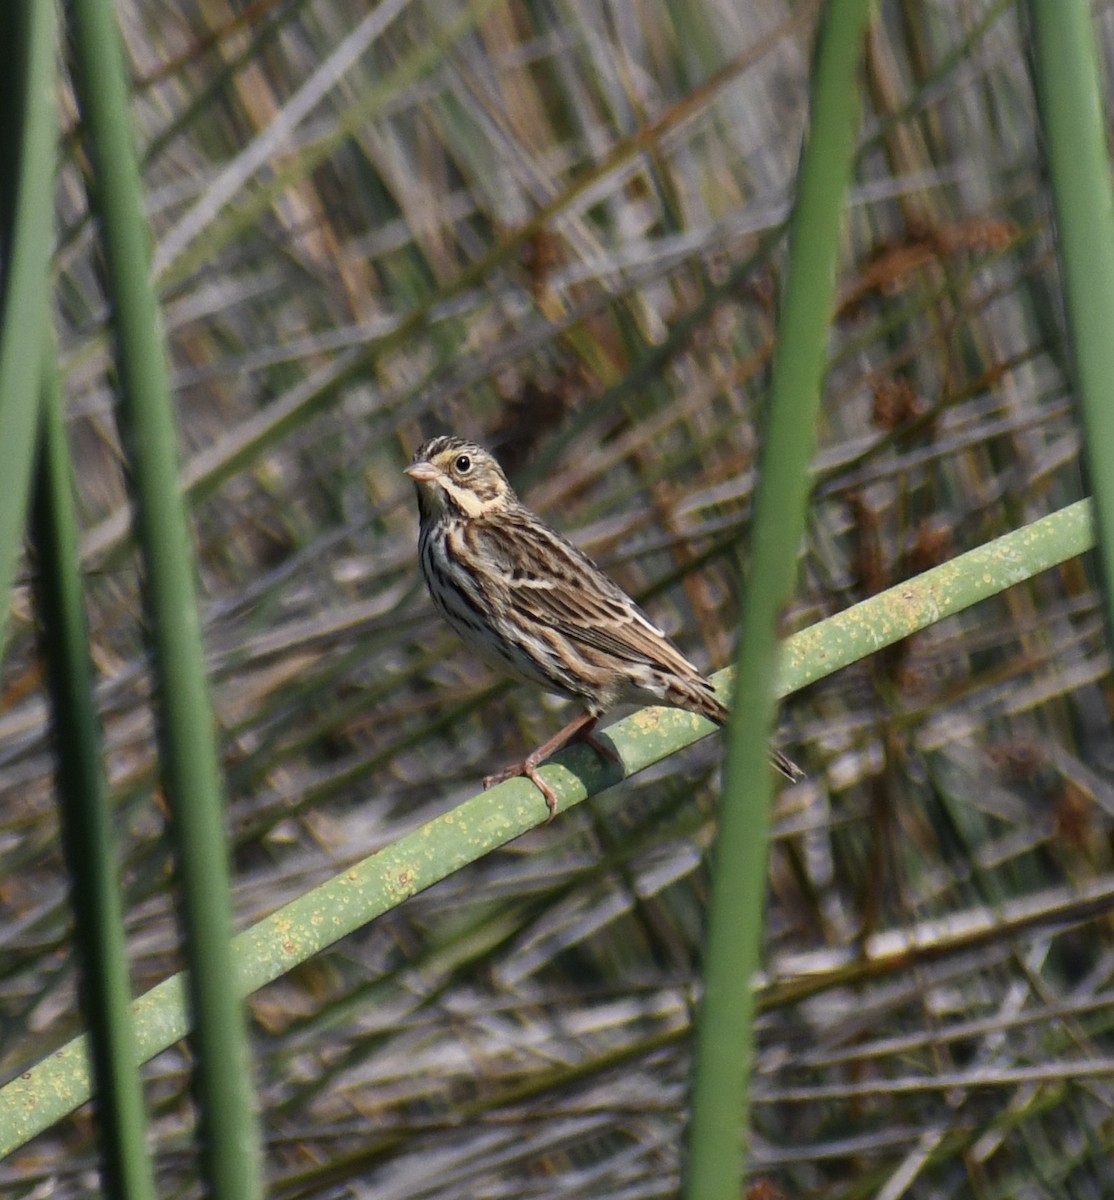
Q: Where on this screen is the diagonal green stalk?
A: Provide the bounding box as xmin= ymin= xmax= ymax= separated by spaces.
xmin=1026 ymin=1 xmax=1114 ymax=636
xmin=0 ymin=495 xmax=1092 ymax=1159
xmin=685 ymin=3 xmax=874 ymax=1195
xmin=66 ymin=2 xmax=262 ymax=1196
xmin=31 ymin=347 xmax=157 ymax=1200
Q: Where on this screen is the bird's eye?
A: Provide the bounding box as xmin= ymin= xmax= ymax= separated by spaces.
xmin=454 ymin=454 xmax=472 ymax=473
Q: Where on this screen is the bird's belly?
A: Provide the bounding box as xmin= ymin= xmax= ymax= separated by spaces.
xmin=432 ymin=584 xmax=580 ymax=698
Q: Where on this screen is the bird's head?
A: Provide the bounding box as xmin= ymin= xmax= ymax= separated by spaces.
xmin=405 ymin=436 xmax=515 ymax=521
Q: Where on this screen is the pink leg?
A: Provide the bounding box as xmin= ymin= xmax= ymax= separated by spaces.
xmin=484 ymin=711 xmax=618 ymax=819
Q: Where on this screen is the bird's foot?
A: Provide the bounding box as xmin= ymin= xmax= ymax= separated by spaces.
xmin=483 ymin=711 xmax=621 ymax=822
xmin=484 ymin=757 xmax=559 ymax=820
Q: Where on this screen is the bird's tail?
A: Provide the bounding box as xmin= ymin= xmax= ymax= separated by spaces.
xmin=696 ymin=688 xmax=805 ymax=782
xmin=769 ymin=745 xmax=805 ymax=782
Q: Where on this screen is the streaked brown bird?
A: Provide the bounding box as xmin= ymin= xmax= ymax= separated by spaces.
xmin=406 ymin=436 xmax=802 ymax=816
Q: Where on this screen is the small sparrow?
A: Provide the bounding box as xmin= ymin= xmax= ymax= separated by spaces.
xmin=406 ymin=436 xmax=802 ymax=816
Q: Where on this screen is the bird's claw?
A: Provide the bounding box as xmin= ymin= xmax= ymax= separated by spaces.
xmin=484 ymin=762 xmax=559 ymax=821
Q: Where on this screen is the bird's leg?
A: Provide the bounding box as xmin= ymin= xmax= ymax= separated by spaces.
xmin=484 ymin=710 xmax=618 ymax=819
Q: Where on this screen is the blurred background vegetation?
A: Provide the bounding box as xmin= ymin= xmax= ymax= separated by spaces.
xmin=3 ymin=0 xmax=1114 ymax=1194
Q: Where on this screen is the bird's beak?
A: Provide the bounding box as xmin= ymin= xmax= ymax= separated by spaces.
xmin=405 ymin=461 xmax=442 ymax=484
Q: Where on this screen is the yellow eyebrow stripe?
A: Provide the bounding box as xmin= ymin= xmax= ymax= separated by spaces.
xmin=439 ymin=476 xmax=500 ymax=518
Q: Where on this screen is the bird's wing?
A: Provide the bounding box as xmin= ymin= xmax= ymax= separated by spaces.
xmin=471 ymin=512 xmax=704 ymax=679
